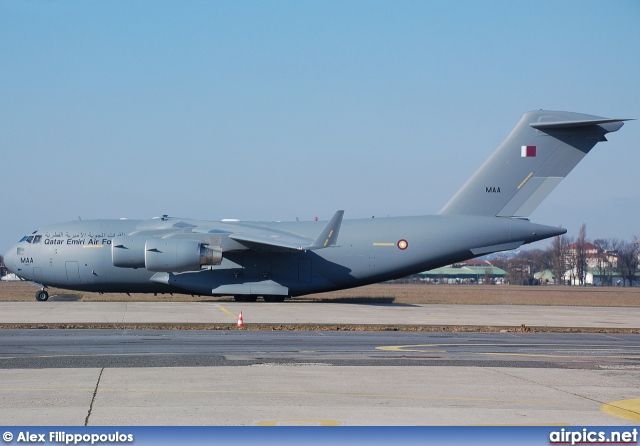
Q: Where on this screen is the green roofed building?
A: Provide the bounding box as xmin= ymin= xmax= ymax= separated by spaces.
xmin=415 ymin=265 xmax=506 ymax=284
xmin=534 ymin=269 xmax=556 ymax=284
xmin=562 ymin=267 xmax=626 ymax=286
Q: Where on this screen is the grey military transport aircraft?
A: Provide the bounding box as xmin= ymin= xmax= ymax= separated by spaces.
xmin=4 ymin=110 xmax=629 ymax=302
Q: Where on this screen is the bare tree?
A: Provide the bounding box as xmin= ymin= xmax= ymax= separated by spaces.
xmin=0 ymin=254 xmax=5 ymax=277
xmin=616 ymin=238 xmax=640 ymax=287
xmin=490 ymin=255 xmax=508 ymax=272
xmin=574 ymin=223 xmax=588 ymax=285
xmin=504 ymin=257 xmax=531 ymax=285
xmin=507 ymin=249 xmax=551 ymax=284
xmin=548 ymin=233 xmax=571 ymax=285
xmin=525 ymin=248 xmax=553 ymax=275
xmin=593 ymin=238 xmax=619 ymax=286
xmin=483 ymin=266 xmax=494 ymax=285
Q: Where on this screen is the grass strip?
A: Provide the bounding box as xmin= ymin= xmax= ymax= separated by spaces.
xmin=0 ymin=323 xmax=639 ymax=334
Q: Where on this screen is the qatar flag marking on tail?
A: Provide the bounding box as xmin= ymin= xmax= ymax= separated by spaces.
xmin=521 ymin=145 xmax=536 ymax=157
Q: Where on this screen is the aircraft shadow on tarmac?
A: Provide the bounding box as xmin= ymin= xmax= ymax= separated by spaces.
xmin=197 ymin=296 xmax=420 ymax=306
xmin=47 ymin=294 xmax=82 ymax=302
xmin=315 ymin=297 xmax=422 ymax=307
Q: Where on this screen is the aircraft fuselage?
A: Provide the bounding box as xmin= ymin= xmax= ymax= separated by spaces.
xmin=4 ymin=215 xmax=562 ymax=298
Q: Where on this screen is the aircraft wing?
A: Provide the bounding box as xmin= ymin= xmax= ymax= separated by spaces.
xmin=229 ymin=210 xmax=344 ymax=251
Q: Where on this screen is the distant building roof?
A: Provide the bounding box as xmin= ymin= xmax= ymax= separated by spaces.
xmin=458 ymin=259 xmax=495 ymax=267
xmin=586 ymin=267 xmax=622 ymax=277
xmin=534 ymin=269 xmax=555 ymax=281
xmin=565 ymin=242 xmax=601 ymax=252
xmin=417 ymin=265 xmax=506 ymax=278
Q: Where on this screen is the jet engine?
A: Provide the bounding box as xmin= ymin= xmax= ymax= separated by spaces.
xmin=112 ymin=236 xmax=146 ymax=268
xmin=144 ymin=238 xmax=222 ymax=272
xmin=112 ymin=236 xmax=222 ymax=272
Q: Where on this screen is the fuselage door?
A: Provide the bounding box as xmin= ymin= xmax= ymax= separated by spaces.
xmin=65 ymin=261 xmax=81 ymax=282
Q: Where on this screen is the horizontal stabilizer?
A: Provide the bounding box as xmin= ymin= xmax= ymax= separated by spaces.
xmin=530 ymin=118 xmax=631 ymax=130
xmin=470 ymin=241 xmax=524 ymax=256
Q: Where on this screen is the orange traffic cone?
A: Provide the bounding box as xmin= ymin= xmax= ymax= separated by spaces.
xmin=237 ymin=311 xmax=244 ymax=328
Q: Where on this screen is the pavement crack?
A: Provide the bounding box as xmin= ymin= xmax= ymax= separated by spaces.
xmin=488 ymin=367 xmax=640 ymax=417
xmin=85 ymin=368 xmax=104 ymax=426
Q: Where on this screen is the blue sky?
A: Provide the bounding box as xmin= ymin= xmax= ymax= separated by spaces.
xmin=1 ymin=0 xmax=639 ymax=253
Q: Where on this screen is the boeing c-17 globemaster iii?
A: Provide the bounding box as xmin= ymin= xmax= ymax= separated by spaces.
xmin=4 ymin=110 xmax=630 ymax=302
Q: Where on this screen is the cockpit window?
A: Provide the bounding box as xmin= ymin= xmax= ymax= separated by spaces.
xmin=19 ymin=236 xmax=28 ymax=242
xmin=26 ymin=236 xmax=34 ymax=243
xmin=33 ymin=235 xmax=42 ymax=244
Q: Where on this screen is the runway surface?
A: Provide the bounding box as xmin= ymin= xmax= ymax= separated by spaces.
xmin=2 ymin=300 xmax=640 ymax=328
xmin=1 ymin=301 xmax=639 ymax=425
xmin=1 ymin=329 xmax=639 ymax=425
xmin=2 ymin=330 xmax=640 ymax=369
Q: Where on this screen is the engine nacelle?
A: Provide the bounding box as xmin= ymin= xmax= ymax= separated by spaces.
xmin=112 ymin=236 xmax=146 ymax=268
xmin=144 ymin=238 xmax=222 ymax=272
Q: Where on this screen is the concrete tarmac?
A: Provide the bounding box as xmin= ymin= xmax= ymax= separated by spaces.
xmin=1 ymin=301 xmax=640 ymax=328
xmin=1 ymin=365 xmax=639 ymax=426
xmin=1 ymin=302 xmax=639 ymax=426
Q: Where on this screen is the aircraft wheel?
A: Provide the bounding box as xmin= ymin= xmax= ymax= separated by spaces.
xmin=263 ymin=295 xmax=286 ymax=303
xmin=35 ymin=290 xmax=49 ymax=302
xmin=234 ymin=295 xmax=257 ymax=302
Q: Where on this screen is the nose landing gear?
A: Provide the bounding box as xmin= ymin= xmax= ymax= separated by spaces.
xmin=35 ymin=289 xmax=49 ymax=301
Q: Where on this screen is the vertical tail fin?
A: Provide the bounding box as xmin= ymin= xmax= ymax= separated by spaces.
xmin=438 ymin=110 xmax=628 ymax=217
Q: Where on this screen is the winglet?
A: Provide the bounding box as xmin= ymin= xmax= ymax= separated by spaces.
xmin=310 ymin=210 xmax=344 ymax=249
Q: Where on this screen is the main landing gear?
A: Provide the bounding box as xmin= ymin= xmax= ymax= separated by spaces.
xmin=35 ymin=289 xmax=49 ymax=301
xmin=263 ymin=295 xmax=286 ymax=303
xmin=234 ymin=295 xmax=257 ymax=302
